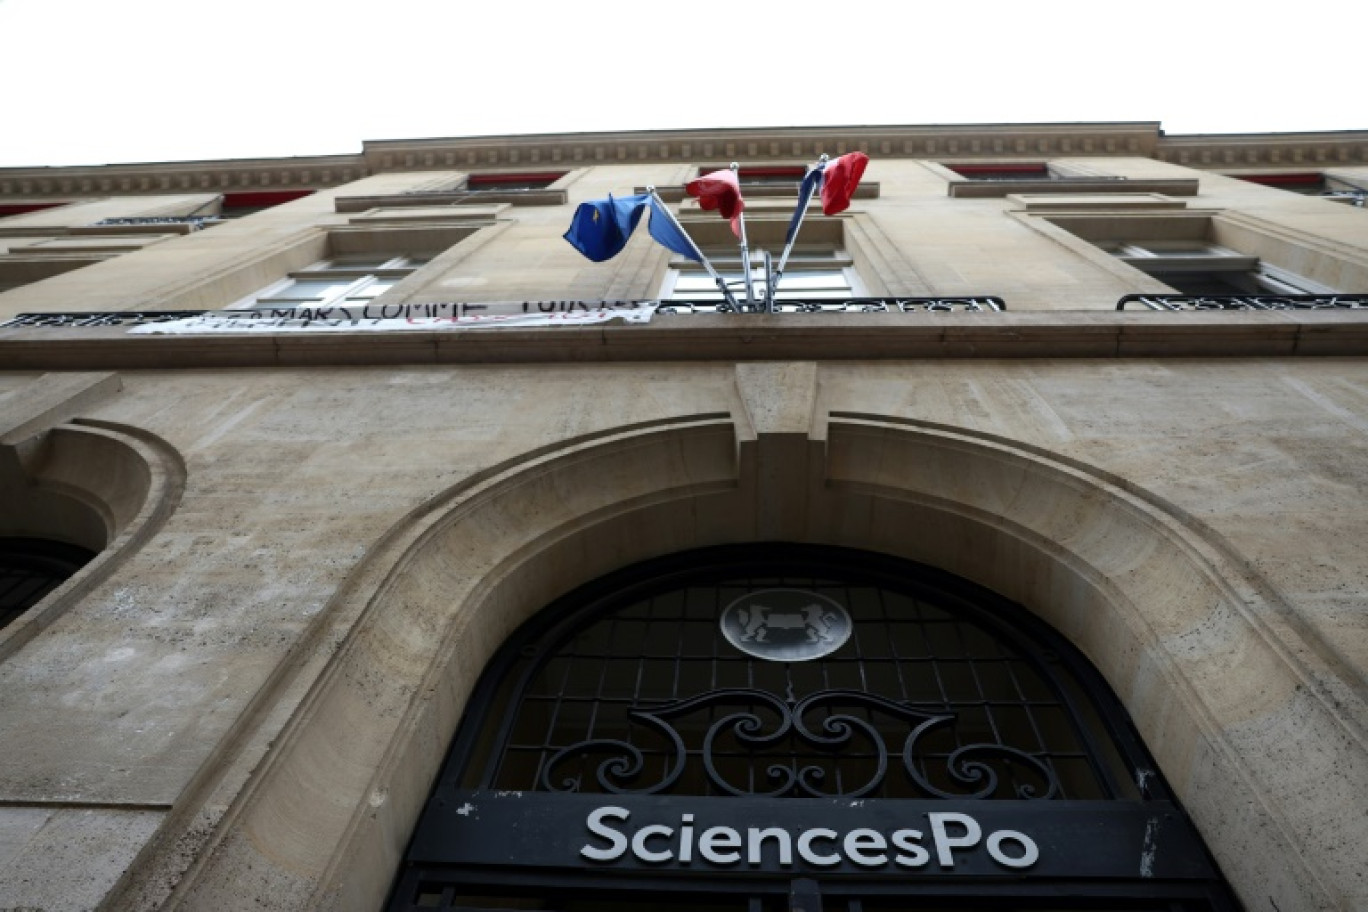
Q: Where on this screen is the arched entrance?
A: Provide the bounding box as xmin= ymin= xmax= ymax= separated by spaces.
xmin=390 ymin=545 xmax=1238 ymax=911
xmin=159 ymin=409 xmax=1360 ymax=911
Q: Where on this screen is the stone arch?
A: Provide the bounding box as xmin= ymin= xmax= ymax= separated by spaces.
xmin=162 ymin=385 xmax=1363 ymax=912
xmin=0 ymin=418 xmax=185 ymax=660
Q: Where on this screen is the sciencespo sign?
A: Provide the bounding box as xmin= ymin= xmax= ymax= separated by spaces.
xmin=581 ymin=805 xmax=1037 ymax=870
xmin=408 ymin=792 xmax=1211 ymax=882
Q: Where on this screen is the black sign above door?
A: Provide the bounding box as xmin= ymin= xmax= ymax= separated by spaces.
xmin=411 ymin=791 xmax=1210 ymax=883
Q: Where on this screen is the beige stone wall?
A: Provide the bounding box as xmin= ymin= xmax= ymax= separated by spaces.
xmin=1 ymin=128 xmax=1367 ymax=911
xmin=5 ymin=152 xmax=1367 ymax=318
xmin=0 ymin=357 xmax=1365 ymax=910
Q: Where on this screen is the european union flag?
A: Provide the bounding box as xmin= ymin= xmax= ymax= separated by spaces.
xmin=647 ymin=196 xmax=700 ymax=263
xmin=563 ymin=193 xmax=648 ymax=262
xmin=564 ymin=193 xmax=702 ymax=264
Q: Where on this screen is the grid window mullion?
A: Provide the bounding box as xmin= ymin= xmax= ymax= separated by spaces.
xmin=485 ymin=570 xmax=1110 ymax=801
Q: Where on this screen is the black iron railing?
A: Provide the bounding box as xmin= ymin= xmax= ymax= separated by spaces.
xmin=2 ymin=299 xmax=1008 ymax=328
xmin=1321 ymin=190 xmax=1367 ymax=207
xmin=1 ymin=311 xmax=206 ymax=328
xmin=1117 ymin=293 xmax=1368 ymax=311
xmin=92 ymin=217 xmax=219 ymax=230
xmin=12 ymin=295 xmax=1367 ymax=328
xmin=659 ymin=296 xmax=1006 ymax=314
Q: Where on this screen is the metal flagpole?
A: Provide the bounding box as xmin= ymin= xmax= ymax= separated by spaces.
xmin=646 ymin=187 xmax=739 ymax=311
xmin=730 ymin=163 xmax=755 ymax=310
xmin=761 ymin=250 xmax=775 ymax=313
xmin=771 ymin=154 xmax=827 ymax=301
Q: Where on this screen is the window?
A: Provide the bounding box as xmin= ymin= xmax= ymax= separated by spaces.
xmin=942 ymin=163 xmax=1194 ymax=199
xmin=1234 ymin=172 xmax=1368 ymax=207
xmin=1 ymin=538 xmax=95 ymax=630
xmin=0 ymin=232 xmax=175 ymax=294
xmin=231 ymin=254 xmax=431 ymax=309
xmin=0 ymin=202 xmax=71 ymax=218
xmin=694 ymin=165 xmax=807 ymax=187
xmin=945 ymin=163 xmax=1053 ymax=181
xmin=1236 ymin=172 xmax=1327 ymax=195
xmin=217 ymin=190 xmax=315 ymax=219
xmin=1098 ymin=239 xmax=1332 ymax=296
xmin=1034 ymin=212 xmax=1350 ymax=298
xmin=23 ymin=235 xmax=173 ymax=252
xmin=390 ymin=545 xmax=1240 ymax=912
xmin=735 ymin=165 xmax=806 ymax=186
xmin=663 ymin=247 xmax=861 ymax=304
xmin=334 ymin=173 xmax=570 ymax=213
xmin=464 ymin=171 xmax=565 ymax=191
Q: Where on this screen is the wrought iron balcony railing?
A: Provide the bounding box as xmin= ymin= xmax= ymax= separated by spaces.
xmin=1117 ymin=293 xmax=1368 ymax=311
xmin=659 ymin=296 xmax=1006 ymax=314
xmin=1 ymin=311 xmax=206 ymax=328
xmin=1321 ymin=190 xmax=1367 ymax=207
xmin=1 ymin=298 xmax=1008 ymax=328
xmin=11 ymin=294 xmax=1368 ymax=329
xmin=92 ymin=217 xmax=220 ymax=230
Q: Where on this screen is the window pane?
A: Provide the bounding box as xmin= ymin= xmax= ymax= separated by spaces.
xmin=776 ymin=272 xmax=847 ymax=289
xmin=261 ymin=279 xmax=354 ymax=301
xmin=309 ymin=255 xmax=393 ymax=270
xmin=347 ymin=280 xmax=396 ymax=300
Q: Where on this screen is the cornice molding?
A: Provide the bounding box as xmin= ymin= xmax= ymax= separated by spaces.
xmin=360 ymin=123 xmax=1163 ymax=172
xmin=0 ymin=155 xmax=365 ymax=199
xmin=3 ymin=125 xmax=1367 ymax=199
xmin=1156 ymin=131 xmax=1368 ymax=169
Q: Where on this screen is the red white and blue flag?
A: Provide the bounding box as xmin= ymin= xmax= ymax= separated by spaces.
xmin=785 ymin=152 xmax=870 ymax=244
xmin=820 ymin=152 xmax=869 ymax=216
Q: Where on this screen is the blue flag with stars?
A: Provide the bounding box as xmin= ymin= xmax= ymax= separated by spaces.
xmin=564 ymin=194 xmax=701 ymax=263
xmin=563 ymin=193 xmax=647 ymax=262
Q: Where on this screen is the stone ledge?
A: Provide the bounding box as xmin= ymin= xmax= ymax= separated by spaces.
xmin=2 ymin=312 xmax=1367 ymax=369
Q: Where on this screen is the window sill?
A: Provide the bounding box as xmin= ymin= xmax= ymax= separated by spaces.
xmin=950 ymin=178 xmax=1198 ymax=198
xmin=334 ymin=189 xmax=566 ymax=213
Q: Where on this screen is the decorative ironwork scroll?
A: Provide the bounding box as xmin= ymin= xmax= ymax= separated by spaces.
xmin=92 ymin=216 xmax=219 ymax=230
xmin=2 ymin=298 xmax=1007 ymax=330
xmin=658 ymin=296 xmax=1006 ymax=314
xmin=539 ymin=689 xmax=1058 ymax=801
xmin=1117 ymin=293 xmax=1368 ymax=311
xmin=1 ymin=311 xmax=206 ymax=328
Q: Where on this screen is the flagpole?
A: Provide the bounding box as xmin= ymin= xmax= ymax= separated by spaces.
xmin=761 ymin=249 xmax=775 ymax=313
xmin=731 ymin=163 xmax=754 ymax=310
xmin=646 ymin=187 xmax=739 ymax=311
xmin=772 ymin=154 xmax=827 ymax=301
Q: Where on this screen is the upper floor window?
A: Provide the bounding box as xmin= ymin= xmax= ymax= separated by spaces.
xmin=663 ymin=247 xmax=861 ymax=304
xmin=231 ymin=254 xmax=430 ymax=309
xmin=946 ymin=163 xmax=1053 ymax=181
xmin=941 ymin=162 xmax=1174 ymax=198
xmin=1236 ymin=172 xmax=1326 ymax=194
xmin=691 ymin=165 xmax=808 ymax=186
xmin=0 ymin=230 xmax=177 ymax=294
xmin=1234 ymin=172 xmax=1367 ymax=207
xmin=217 ymin=190 xmax=315 ymax=219
xmin=464 ymin=172 xmax=565 ymax=191
xmin=0 ymin=202 xmax=72 ymax=218
xmin=1099 ymin=239 xmax=1331 ymax=296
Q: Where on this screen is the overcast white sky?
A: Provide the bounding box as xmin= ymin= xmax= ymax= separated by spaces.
xmin=0 ymin=0 xmax=1360 ymax=169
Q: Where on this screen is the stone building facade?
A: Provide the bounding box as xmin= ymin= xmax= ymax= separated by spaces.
xmin=1 ymin=122 xmax=1367 ymax=911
